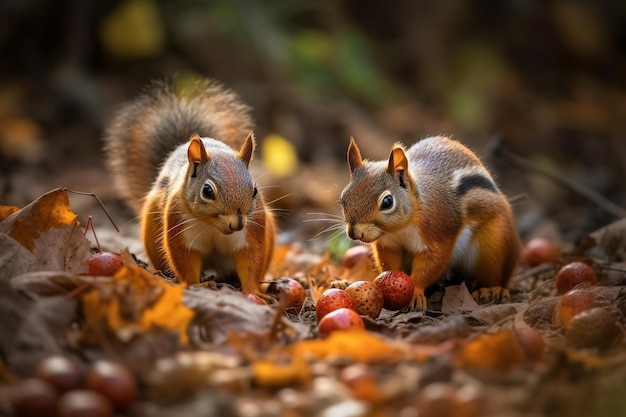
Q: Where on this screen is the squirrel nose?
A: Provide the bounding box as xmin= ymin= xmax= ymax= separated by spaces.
xmin=347 ymin=224 xmax=362 ymax=240
xmin=229 ymin=211 xmax=244 ymax=231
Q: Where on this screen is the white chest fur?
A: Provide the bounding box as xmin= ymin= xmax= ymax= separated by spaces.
xmin=181 ymin=214 xmax=248 ymax=256
xmin=377 ymin=225 xmax=428 ymax=253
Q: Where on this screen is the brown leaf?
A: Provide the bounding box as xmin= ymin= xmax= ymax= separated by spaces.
xmin=0 ymin=188 xmax=90 ymax=277
xmin=441 ymin=284 xmax=480 ymax=313
xmin=81 ymin=262 xmax=193 ymax=345
xmin=185 ymin=287 xmax=298 ymax=347
xmin=0 ymin=280 xmax=78 ymax=376
xmin=0 ymin=205 xmax=19 ymax=221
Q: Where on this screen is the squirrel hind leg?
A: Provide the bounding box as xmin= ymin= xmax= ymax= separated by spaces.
xmin=461 ymin=219 xmax=520 ymax=302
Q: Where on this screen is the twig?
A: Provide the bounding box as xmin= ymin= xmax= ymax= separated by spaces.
xmin=489 ymin=137 xmax=626 ymax=219
xmin=64 ymin=188 xmax=120 ymax=232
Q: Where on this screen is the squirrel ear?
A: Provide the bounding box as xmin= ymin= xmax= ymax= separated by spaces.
xmin=187 ymin=134 xmax=209 ymax=165
xmin=347 ymin=136 xmax=364 ymax=175
xmin=386 ymin=146 xmax=408 ymax=175
xmin=238 ymin=131 xmax=255 ymax=167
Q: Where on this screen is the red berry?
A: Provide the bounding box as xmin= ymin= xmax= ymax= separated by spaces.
xmin=341 ymin=245 xmax=372 ymax=268
xmin=88 ymin=252 xmax=123 ymax=276
xmin=345 ymin=281 xmax=383 ymax=319
xmin=316 ymin=288 xmax=356 ymax=321
xmin=513 ymin=326 xmax=545 ymax=360
xmin=555 ymin=262 xmax=597 ymax=295
xmin=266 ymin=277 xmax=306 ymax=313
xmin=57 ymin=390 xmax=113 ymax=417
xmin=555 ymin=289 xmax=596 ymax=325
xmin=318 ymin=308 xmax=364 ymax=336
xmin=86 ymin=361 xmax=137 ymax=412
xmin=35 ymin=356 xmax=84 ymax=394
xmin=373 ymin=271 xmax=414 ymax=310
xmin=522 ymin=238 xmax=559 ymax=267
xmin=9 ymin=378 xmax=59 ymax=417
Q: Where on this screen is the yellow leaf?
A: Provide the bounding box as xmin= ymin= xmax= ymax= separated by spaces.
xmin=82 ymin=262 xmax=194 ymax=344
xmin=261 ymin=133 xmax=298 ymax=177
xmin=252 ymin=354 xmax=311 ymax=388
xmin=295 ymin=329 xmax=408 ymax=363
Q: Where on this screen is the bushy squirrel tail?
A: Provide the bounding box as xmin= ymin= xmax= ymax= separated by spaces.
xmin=104 ymin=78 xmax=253 ymax=214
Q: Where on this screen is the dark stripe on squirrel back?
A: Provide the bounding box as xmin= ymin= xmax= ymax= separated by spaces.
xmin=456 ymin=174 xmax=498 ymax=197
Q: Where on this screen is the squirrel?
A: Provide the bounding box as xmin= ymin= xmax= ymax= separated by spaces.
xmin=340 ymin=136 xmax=520 ymax=311
xmin=104 ymin=79 xmax=275 ymax=298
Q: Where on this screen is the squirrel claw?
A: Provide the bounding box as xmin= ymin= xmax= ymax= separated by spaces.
xmin=330 ymin=279 xmax=350 ymax=290
xmin=472 ymin=287 xmax=510 ymax=304
xmin=406 ymin=289 xmax=428 ymax=312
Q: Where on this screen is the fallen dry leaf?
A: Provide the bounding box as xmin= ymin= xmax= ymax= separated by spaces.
xmin=441 ymin=284 xmax=480 ymax=313
xmin=82 ymin=262 xmax=194 ymax=345
xmin=0 ymin=188 xmax=90 ymax=277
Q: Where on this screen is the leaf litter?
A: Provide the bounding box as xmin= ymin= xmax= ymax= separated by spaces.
xmin=0 ymin=188 xmax=624 ymax=417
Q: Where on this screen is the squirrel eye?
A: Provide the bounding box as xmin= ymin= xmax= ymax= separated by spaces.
xmin=201 ymin=182 xmax=215 ymax=200
xmin=253 ymin=186 xmax=258 ymax=198
xmin=380 ymin=194 xmax=394 ymax=211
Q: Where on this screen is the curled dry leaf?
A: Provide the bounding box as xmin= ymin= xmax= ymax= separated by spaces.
xmin=0 ymin=188 xmax=90 ymax=277
xmin=81 ymin=262 xmax=194 ymax=345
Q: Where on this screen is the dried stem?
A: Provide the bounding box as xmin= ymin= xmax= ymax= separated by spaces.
xmin=489 ymin=137 xmax=626 ymax=219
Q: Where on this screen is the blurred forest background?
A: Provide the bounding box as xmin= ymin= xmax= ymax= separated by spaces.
xmin=1 ymin=0 xmax=625 ymax=247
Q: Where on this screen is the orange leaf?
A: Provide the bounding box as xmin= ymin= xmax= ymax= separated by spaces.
xmin=0 ymin=205 xmax=19 ymax=222
xmin=82 ymin=262 xmax=194 ymax=344
xmin=1 ymin=188 xmax=77 ymax=251
xmin=454 ymin=330 xmax=525 ymax=373
xmin=295 ymin=329 xmax=408 ymax=363
xmin=252 ymin=354 xmax=311 ymax=388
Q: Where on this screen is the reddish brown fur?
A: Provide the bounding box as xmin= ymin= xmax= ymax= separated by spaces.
xmin=342 ymin=136 xmax=520 ymax=311
xmin=105 ymin=79 xmax=274 ymax=295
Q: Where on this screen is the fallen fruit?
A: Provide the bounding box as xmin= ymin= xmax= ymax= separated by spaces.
xmin=86 ymin=361 xmax=137 ymax=412
xmin=417 ymin=382 xmax=456 ymax=417
xmin=555 ymin=288 xmax=596 ymax=325
xmin=513 ymin=325 xmax=545 ymax=360
xmin=555 ymin=262 xmax=597 ymax=295
xmin=316 ymin=288 xmax=356 ymax=321
xmin=9 ymin=378 xmax=59 ymax=417
xmin=341 ymin=245 xmax=372 ymax=268
xmin=565 ymin=307 xmax=620 ymax=350
xmin=318 ymin=308 xmax=364 ymax=336
xmin=35 ymin=356 xmax=84 ymax=394
xmin=88 ymin=252 xmax=123 ymax=276
xmin=345 ymin=281 xmax=383 ymax=319
xmin=266 ymin=277 xmax=306 ymax=313
xmin=522 ymin=238 xmax=559 ymax=267
xmin=57 ymin=390 xmax=113 ymax=417
xmin=373 ymin=271 xmax=414 ymax=310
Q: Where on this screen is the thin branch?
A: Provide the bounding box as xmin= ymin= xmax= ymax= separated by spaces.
xmin=489 ymin=137 xmax=626 ymax=219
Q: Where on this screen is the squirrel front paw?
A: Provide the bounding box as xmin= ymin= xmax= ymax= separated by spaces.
xmin=406 ymin=287 xmax=428 ymax=311
xmin=330 ymin=279 xmax=350 ymax=290
xmin=472 ymin=287 xmax=510 ymax=304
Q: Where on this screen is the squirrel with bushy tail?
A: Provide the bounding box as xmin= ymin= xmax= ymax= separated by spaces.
xmin=104 ymin=79 xmax=275 ymax=298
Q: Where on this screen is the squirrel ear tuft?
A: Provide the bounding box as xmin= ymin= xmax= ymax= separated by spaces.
xmin=386 ymin=146 xmax=408 ymax=175
xmin=238 ymin=131 xmax=256 ymax=167
xmin=187 ymin=134 xmax=209 ymax=165
xmin=347 ymin=136 xmax=364 ymax=175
